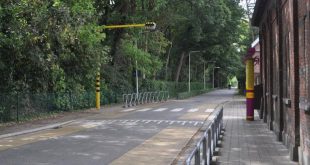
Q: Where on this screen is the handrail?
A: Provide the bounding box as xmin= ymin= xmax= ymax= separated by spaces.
xmin=185 ymin=107 xmax=223 ymax=165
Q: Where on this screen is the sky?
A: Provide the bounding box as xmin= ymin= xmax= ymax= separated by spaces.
xmin=239 ymin=0 xmax=257 ymax=10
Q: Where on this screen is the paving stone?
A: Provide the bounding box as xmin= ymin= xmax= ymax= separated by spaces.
xmin=216 ymin=98 xmax=298 ymax=165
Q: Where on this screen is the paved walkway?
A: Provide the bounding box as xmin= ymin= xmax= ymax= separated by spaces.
xmin=217 ymin=99 xmax=298 ymax=165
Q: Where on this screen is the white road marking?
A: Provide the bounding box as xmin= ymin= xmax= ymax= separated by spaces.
xmin=95 ymin=119 xmax=203 ymax=127
xmin=194 ymin=122 xmax=199 ymax=126
xmin=171 ymin=108 xmax=184 ymax=112
xmin=153 ymin=108 xmax=168 ymax=112
xmin=137 ymin=108 xmax=152 ymax=112
xmin=205 ymin=109 xmax=214 ymax=113
xmin=106 ymin=120 xmax=115 ymax=124
xmin=122 ymin=108 xmax=136 ymax=112
xmin=188 ymin=108 xmax=199 ymax=112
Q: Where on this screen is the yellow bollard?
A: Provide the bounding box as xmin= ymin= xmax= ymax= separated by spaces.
xmin=96 ymin=72 xmax=100 ymax=110
xmin=246 ymin=59 xmax=254 ymax=120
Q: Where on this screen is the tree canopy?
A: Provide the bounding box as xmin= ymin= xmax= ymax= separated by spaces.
xmin=0 ymin=0 xmax=251 ymax=94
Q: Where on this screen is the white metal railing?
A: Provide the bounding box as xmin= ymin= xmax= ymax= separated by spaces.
xmin=122 ymin=91 xmax=169 ymax=108
xmin=186 ymin=107 xmax=223 ymax=165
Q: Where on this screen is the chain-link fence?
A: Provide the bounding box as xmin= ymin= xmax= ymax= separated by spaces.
xmin=0 ymin=90 xmax=118 ymax=123
xmin=0 ymin=81 xmax=210 ymax=123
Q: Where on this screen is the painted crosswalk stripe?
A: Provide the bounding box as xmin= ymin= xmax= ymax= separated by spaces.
xmin=122 ymin=108 xmax=136 ymax=112
xmin=171 ymin=108 xmax=184 ymax=112
xmin=153 ymin=108 xmax=168 ymax=112
xmin=194 ymin=121 xmax=199 ymax=126
xmin=157 ymin=121 xmax=163 ymax=124
xmin=188 ymin=108 xmax=199 ymax=112
xmin=137 ymin=108 xmax=152 ymax=112
xmin=93 ymin=119 xmax=206 ymax=127
xmin=205 ymin=109 xmax=214 ymax=113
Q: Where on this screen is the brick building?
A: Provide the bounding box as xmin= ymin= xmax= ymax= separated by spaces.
xmin=252 ymin=0 xmax=310 ymax=164
xmin=251 ymin=38 xmax=261 ymax=85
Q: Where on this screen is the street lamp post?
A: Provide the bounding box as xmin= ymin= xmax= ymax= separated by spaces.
xmin=188 ymin=51 xmax=201 ymax=92
xmin=213 ymin=66 xmax=220 ymax=88
xmin=135 ymin=60 xmax=139 ymax=94
xmin=204 ymin=62 xmax=206 ymax=90
xmin=204 ymin=61 xmax=215 ymax=90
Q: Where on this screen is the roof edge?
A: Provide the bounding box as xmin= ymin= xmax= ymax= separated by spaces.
xmin=252 ymin=0 xmax=267 ymax=26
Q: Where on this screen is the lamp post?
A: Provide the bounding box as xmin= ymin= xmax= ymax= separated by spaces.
xmin=188 ymin=51 xmax=202 ymax=92
xmin=204 ymin=61 xmax=215 ymax=90
xmin=213 ymin=66 xmax=220 ymax=88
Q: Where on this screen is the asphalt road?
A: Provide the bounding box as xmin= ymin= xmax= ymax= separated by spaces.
xmin=0 ymin=89 xmax=236 ymax=165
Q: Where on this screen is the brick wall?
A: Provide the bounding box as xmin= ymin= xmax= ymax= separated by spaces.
xmin=298 ymin=0 xmax=310 ymax=164
xmin=282 ymin=1 xmax=299 ymax=161
xmin=254 ymin=0 xmax=300 ymax=161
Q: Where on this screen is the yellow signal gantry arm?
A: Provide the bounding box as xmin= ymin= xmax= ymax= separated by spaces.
xmin=102 ymin=22 xmax=156 ymax=30
xmin=96 ymin=22 xmax=156 ymax=110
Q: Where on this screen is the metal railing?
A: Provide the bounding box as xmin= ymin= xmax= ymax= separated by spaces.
xmin=186 ymin=106 xmax=224 ymax=165
xmin=122 ymin=91 xmax=169 ymax=108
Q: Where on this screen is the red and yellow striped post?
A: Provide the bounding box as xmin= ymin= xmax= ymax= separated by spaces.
xmin=246 ymin=58 xmax=254 ymax=121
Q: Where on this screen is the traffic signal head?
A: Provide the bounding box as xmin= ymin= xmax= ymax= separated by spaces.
xmin=145 ymin=22 xmax=156 ymax=30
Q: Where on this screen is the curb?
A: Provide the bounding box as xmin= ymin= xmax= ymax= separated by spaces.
xmin=0 ymin=120 xmax=75 ymax=139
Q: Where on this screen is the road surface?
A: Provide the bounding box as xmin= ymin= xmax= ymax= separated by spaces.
xmin=0 ymin=89 xmax=236 ymax=165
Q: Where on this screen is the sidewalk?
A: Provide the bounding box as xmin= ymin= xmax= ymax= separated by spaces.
xmin=217 ymin=98 xmax=297 ymax=165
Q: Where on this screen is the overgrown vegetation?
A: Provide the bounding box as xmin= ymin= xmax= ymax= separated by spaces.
xmin=0 ymin=0 xmax=251 ymax=122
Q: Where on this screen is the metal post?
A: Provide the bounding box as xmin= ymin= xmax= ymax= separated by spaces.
xmin=204 ymin=62 xmax=206 ymax=90
xmin=213 ymin=67 xmax=220 ymax=88
xmin=213 ymin=68 xmax=215 ymax=88
xmin=188 ymin=52 xmax=191 ymax=93
xmin=136 ymin=60 xmax=139 ymax=95
xmin=188 ymin=51 xmax=201 ymax=93
xmin=96 ymin=72 xmax=100 ymax=110
xmin=16 ymin=92 xmax=19 ymax=122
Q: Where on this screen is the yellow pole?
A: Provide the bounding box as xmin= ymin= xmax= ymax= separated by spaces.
xmin=246 ymin=59 xmax=254 ymax=120
xmin=96 ymin=72 xmax=100 ymax=110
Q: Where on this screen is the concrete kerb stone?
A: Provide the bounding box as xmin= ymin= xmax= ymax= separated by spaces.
xmin=0 ymin=120 xmax=75 ymax=139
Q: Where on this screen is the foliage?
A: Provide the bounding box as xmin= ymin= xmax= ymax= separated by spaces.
xmin=0 ymin=0 xmax=108 ymax=93
xmin=0 ymin=0 xmax=251 ymax=119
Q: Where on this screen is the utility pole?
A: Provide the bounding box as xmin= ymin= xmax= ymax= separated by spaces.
xmin=188 ymin=51 xmax=201 ymax=92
